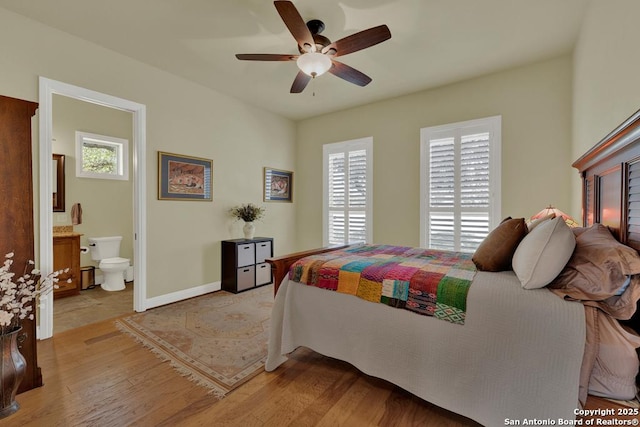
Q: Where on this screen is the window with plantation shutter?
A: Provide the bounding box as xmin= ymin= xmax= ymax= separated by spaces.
xmin=323 ymin=137 xmax=373 ymax=245
xmin=420 ymin=116 xmax=501 ymax=252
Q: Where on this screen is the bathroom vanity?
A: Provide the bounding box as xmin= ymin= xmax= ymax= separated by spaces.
xmin=53 ymin=232 xmax=82 ymax=298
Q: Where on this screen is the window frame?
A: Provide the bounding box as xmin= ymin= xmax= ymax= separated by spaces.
xmin=419 ymin=116 xmax=501 ymax=251
xmin=75 ymin=131 xmax=129 ymax=181
xmin=323 ymin=137 xmax=373 ymax=246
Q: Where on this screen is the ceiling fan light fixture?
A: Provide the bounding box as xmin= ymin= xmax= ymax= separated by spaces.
xmin=236 ymin=1 xmax=391 ymax=93
xmin=296 ymin=52 xmax=331 ymax=77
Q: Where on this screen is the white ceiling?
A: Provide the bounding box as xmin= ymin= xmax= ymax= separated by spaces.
xmin=0 ymin=0 xmax=590 ymax=120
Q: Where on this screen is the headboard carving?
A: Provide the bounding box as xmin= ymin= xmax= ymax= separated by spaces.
xmin=573 ymin=108 xmax=640 ymax=333
xmin=627 ymin=158 xmax=640 ymax=250
xmin=573 ymin=109 xmax=640 ymax=252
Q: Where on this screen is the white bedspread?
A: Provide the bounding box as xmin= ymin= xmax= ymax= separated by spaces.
xmin=266 ymin=270 xmax=586 ymax=426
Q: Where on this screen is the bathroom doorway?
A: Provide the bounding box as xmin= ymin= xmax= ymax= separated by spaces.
xmin=38 ymin=77 xmax=147 ymax=340
xmin=51 ymin=94 xmax=134 ymax=333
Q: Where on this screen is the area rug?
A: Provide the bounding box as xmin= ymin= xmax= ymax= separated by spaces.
xmin=115 ymin=284 xmax=273 ymax=398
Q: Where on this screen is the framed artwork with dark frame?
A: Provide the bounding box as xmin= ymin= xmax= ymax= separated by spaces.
xmin=52 ymin=153 xmax=65 ymax=212
xmin=264 ymin=167 xmax=293 ymax=203
xmin=158 ymin=151 xmax=213 ymax=201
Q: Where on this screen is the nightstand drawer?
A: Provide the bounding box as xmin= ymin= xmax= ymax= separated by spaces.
xmin=256 ymin=262 xmax=272 ymax=286
xmin=256 ymin=241 xmax=272 ymax=263
xmin=237 ymin=243 xmax=255 ymax=267
xmin=236 ymin=265 xmax=255 ymax=291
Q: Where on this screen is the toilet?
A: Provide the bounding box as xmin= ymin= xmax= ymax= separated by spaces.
xmin=88 ymin=236 xmax=129 ymax=291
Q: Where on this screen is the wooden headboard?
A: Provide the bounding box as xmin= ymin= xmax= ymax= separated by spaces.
xmin=573 ymin=108 xmax=640 ymax=332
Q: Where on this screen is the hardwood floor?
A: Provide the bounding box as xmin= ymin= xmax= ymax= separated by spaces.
xmin=10 ymin=317 xmax=480 ymax=426
xmin=53 ymin=282 xmax=133 ymax=334
xmin=8 ymin=317 xmax=638 ymax=426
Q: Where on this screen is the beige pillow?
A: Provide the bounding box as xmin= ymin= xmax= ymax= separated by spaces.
xmin=512 ymin=216 xmax=576 ymax=289
xmin=472 ymin=217 xmax=527 ymax=272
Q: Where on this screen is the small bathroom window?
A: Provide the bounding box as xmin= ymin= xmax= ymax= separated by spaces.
xmin=75 ymin=131 xmax=129 ymax=180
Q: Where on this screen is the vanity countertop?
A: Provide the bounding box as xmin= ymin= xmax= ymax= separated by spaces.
xmin=53 ymin=232 xmax=83 ymax=238
xmin=52 ymin=225 xmax=82 ymax=238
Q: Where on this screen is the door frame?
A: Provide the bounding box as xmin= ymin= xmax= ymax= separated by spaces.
xmin=37 ymin=77 xmax=148 ymax=339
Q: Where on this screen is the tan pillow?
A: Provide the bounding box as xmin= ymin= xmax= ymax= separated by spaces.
xmin=472 ymin=217 xmax=527 ymax=272
xmin=550 ymin=223 xmax=640 ymax=306
xmin=512 ymin=216 xmax=576 ymax=289
xmin=571 ymin=226 xmax=589 ymax=238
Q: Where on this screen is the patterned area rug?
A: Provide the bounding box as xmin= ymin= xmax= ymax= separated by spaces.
xmin=116 ymin=284 xmax=273 ymax=397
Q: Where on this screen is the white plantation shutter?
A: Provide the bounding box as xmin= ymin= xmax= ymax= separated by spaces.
xmin=327 ymin=152 xmax=346 ymax=244
xmin=324 ymin=138 xmax=373 ymax=245
xmin=421 ymin=117 xmax=501 ymax=252
xmin=429 ymin=138 xmax=456 ymax=250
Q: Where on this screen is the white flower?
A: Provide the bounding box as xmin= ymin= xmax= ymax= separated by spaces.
xmin=0 ymin=252 xmax=65 ymax=334
xmin=0 ymin=311 xmax=14 ymax=326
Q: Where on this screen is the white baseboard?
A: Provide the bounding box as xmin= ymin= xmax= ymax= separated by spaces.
xmin=143 ymin=281 xmax=222 ymax=310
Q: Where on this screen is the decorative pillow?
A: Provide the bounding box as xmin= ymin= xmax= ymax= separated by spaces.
xmin=549 ymin=223 xmax=640 ymax=302
xmin=472 ymin=217 xmax=528 ymax=272
xmin=571 ymin=226 xmax=589 ymax=238
xmin=512 ymin=216 xmax=576 ymax=289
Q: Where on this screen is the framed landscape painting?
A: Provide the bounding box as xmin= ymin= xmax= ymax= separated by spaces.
xmin=264 ymin=167 xmax=293 ymax=203
xmin=158 ymin=151 xmax=213 ymax=201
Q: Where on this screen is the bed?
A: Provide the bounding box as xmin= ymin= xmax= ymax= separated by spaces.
xmin=265 ymin=109 xmax=640 ymax=426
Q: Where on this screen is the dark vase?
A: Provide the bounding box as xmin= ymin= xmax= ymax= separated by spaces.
xmin=0 ymin=327 xmax=26 ymax=419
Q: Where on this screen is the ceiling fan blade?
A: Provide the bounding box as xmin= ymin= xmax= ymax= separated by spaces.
xmin=290 ymin=71 xmax=312 ymax=93
xmin=235 ymin=53 xmax=297 ymax=61
xmin=274 ymin=1 xmax=315 ymax=53
xmin=328 ymin=61 xmax=372 ymax=87
xmin=322 ymin=25 xmax=391 ymax=57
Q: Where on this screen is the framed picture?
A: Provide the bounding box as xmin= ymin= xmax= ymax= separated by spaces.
xmin=264 ymin=167 xmax=293 ymax=203
xmin=158 ymin=151 xmax=213 ymax=201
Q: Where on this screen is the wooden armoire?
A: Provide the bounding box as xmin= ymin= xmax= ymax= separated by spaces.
xmin=0 ymin=94 xmax=43 ymax=393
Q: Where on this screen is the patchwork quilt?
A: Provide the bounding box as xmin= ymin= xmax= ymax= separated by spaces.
xmin=288 ymin=244 xmax=476 ymax=324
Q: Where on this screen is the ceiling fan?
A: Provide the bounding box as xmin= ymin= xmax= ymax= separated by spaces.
xmin=236 ymin=1 xmax=391 ymax=93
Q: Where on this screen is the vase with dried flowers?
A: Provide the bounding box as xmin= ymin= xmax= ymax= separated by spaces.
xmin=230 ymin=203 xmax=266 ymax=239
xmin=0 ymin=252 xmax=67 ymax=418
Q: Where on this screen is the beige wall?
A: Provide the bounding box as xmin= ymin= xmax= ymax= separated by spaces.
xmin=295 ymin=57 xmax=574 ymax=250
xmin=6 ymin=0 xmax=636 ymax=301
xmin=52 ymin=95 xmax=134 ymax=268
xmin=572 ymin=0 xmax=640 ymax=214
xmin=0 ymin=8 xmax=297 ymax=299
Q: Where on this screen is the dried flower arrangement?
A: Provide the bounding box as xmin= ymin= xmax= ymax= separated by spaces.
xmin=0 ymin=252 xmax=69 ymax=334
